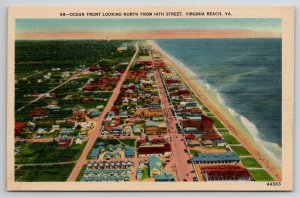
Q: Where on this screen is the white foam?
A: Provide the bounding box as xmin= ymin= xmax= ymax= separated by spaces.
xmin=240 ymin=115 xmax=282 ymax=166
xmin=227 ymin=107 xmax=239 ymax=117
xmin=216 ymin=92 xmax=225 ymax=105
xmin=153 ymin=40 xmax=282 ymax=166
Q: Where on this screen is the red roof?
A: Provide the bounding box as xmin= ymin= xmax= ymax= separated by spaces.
xmin=29 ymin=107 xmax=48 ymax=117
xmin=89 ymin=65 xmax=100 ymax=72
xmin=155 ymin=61 xmax=166 ymax=67
xmin=83 ymin=85 xmax=95 ymax=91
xmin=178 ymin=89 xmax=190 ymax=96
xmin=201 ymin=132 xmax=222 ymax=141
xmin=137 ymin=139 xmax=147 ymax=145
xmin=138 ymin=143 xmax=171 ymax=155
xmin=202 ymin=165 xmax=251 ymax=179
xmin=58 ymin=139 xmax=72 ymax=147
xmin=185 ymin=133 xmax=195 ymax=140
xmin=140 ymin=60 xmax=153 ymax=66
xmin=181 ymin=107 xmax=202 ymax=114
xmin=15 ymin=122 xmax=26 ymax=136
xmin=165 ymin=79 xmax=181 ymax=85
xmin=82 ymin=98 xmax=94 ymax=103
xmin=150 ymin=138 xmax=167 ymax=144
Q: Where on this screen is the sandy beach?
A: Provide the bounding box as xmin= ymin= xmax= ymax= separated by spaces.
xmin=149 ymin=40 xmax=282 ymax=181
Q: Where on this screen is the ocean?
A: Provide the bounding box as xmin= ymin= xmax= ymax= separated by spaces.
xmin=155 ymin=39 xmax=282 ymax=164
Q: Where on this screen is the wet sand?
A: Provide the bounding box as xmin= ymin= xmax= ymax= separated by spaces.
xmin=149 ymin=40 xmax=282 ymax=181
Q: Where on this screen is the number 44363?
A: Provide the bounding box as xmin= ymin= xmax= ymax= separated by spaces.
xmin=267 ymin=182 xmax=281 ymax=186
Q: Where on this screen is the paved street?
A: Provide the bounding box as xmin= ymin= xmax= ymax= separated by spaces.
xmin=67 ymin=42 xmax=139 ymax=181
xmin=154 ymin=69 xmax=196 ymax=181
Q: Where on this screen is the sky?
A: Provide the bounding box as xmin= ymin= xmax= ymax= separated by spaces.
xmin=16 ymin=18 xmax=282 ymax=40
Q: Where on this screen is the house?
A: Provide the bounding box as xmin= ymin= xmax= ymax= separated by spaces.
xmin=145 ymin=121 xmax=167 ymax=135
xmin=149 ymin=103 xmax=161 ymax=109
xmin=192 ymin=152 xmax=240 ymax=164
xmin=145 ymin=121 xmax=159 ymax=135
xmin=188 ymin=139 xmax=201 ymax=147
xmin=113 ymin=126 xmax=123 ymax=136
xmin=27 ymin=122 xmax=36 ymax=131
xmin=60 ymin=128 xmax=74 ymax=135
xmin=77 ymin=121 xmax=94 ymax=129
xmin=184 ymin=127 xmax=203 ymax=134
xmin=139 ymin=161 xmax=147 ymax=169
xmin=62 ymin=71 xmax=71 ymax=78
xmin=29 ymin=107 xmax=48 ymax=118
xmin=119 ymin=111 xmax=128 ymax=119
xmin=104 ymin=152 xmax=121 ymax=160
xmin=185 ymin=133 xmax=195 ymax=140
xmin=201 ymin=140 xmax=214 ymax=147
xmin=137 ymin=143 xmax=172 ymax=157
xmin=165 ymin=78 xmax=181 ymax=85
xmin=152 ymin=116 xmax=164 ymax=121
xmin=215 ymin=139 xmax=227 ymax=147
xmin=123 ymin=125 xmax=133 ymax=135
xmin=46 ymin=105 xmax=61 ymax=111
xmin=73 ymin=106 xmax=86 ymax=121
xmin=43 ymin=75 xmax=51 ymax=80
xmin=96 ymin=105 xmax=104 ymax=110
xmin=149 ymin=155 xmax=163 ymax=177
xmin=125 ymin=147 xmax=135 ymax=158
xmin=89 ymin=147 xmax=103 ymax=159
xmin=117 ymin=46 xmax=128 ymax=51
xmin=155 ymin=172 xmax=176 ymax=182
xmin=115 ymin=144 xmax=123 ymax=151
xmin=180 ymin=115 xmax=214 ymax=133
xmin=89 ymin=110 xmax=101 ymax=118
xmin=133 ymin=125 xmax=143 ymax=135
xmin=178 ymin=88 xmax=190 ymax=96
xmin=200 ymin=132 xmax=222 ymax=142
xmin=75 ymin=135 xmax=83 ymax=144
xmin=36 ymin=128 xmax=46 ymax=136
xmin=106 ymin=111 xmax=115 ymax=118
xmin=52 ymin=125 xmax=60 ymax=131
xmin=58 ymin=135 xmax=72 ymax=148
xmin=201 ymin=164 xmax=252 ymax=181
xmin=201 ymin=115 xmax=214 ymax=132
xmin=137 ymin=168 xmax=143 ymax=180
xmin=107 ymin=144 xmax=115 ymax=151
xmin=15 ymin=122 xmax=26 ymax=136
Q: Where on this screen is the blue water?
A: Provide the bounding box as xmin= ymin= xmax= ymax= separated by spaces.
xmin=155 ymin=39 xmax=282 ymax=161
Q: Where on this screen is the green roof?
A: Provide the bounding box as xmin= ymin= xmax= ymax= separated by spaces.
xmin=149 ymin=155 xmax=162 ymax=170
xmin=145 ymin=120 xmax=159 ymax=127
xmin=155 ymin=172 xmax=175 ymax=181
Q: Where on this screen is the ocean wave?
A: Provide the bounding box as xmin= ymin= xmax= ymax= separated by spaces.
xmin=240 ymin=115 xmax=282 ymax=166
xmin=227 ymin=107 xmax=239 ymax=117
xmin=154 ymin=40 xmax=282 ymax=167
xmin=216 ymin=92 xmax=225 ymax=105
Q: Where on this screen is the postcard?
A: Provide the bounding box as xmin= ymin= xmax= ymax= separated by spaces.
xmin=7 ymin=6 xmax=294 ymax=191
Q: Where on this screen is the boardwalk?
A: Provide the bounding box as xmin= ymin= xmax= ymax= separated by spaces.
xmin=67 ymin=42 xmax=139 ymax=181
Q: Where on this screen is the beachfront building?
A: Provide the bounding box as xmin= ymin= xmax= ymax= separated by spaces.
xmin=201 ymin=165 xmax=252 ymax=181
xmin=192 ymin=152 xmax=240 ymax=164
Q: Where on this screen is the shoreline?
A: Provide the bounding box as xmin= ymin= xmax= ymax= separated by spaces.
xmin=149 ymin=40 xmax=282 ymax=181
